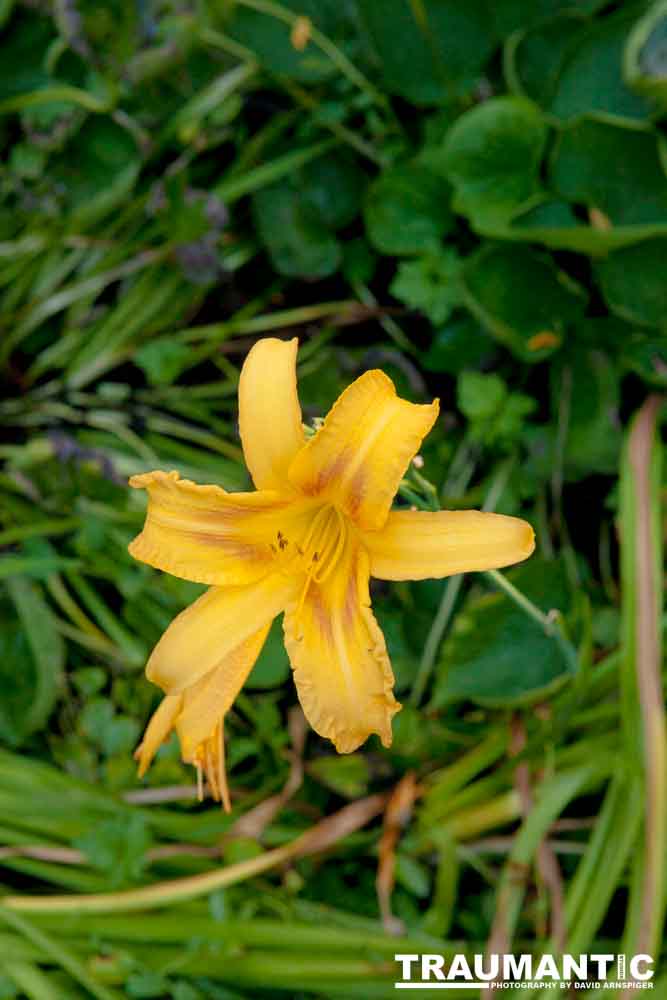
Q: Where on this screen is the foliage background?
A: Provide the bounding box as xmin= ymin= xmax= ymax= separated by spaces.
xmin=0 ymin=0 xmax=666 ymax=997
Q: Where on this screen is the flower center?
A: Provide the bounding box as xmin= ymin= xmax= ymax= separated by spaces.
xmin=272 ymin=503 xmax=347 ymax=586
xmin=299 ymin=503 xmax=347 ymax=583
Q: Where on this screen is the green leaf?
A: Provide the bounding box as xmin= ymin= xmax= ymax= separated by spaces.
xmin=0 ymin=9 xmax=53 ymax=100
xmin=493 ymin=0 xmax=609 ymax=38
xmin=0 ymin=578 xmax=64 ymax=745
xmin=342 ymin=237 xmax=376 ymax=284
xmin=431 ymin=559 xmax=574 ymax=708
xmin=461 ymin=244 xmax=587 ymax=361
xmin=458 ymin=371 xmax=507 ymax=421
xmin=596 ymin=237 xmax=667 ymax=327
xmin=549 ymin=116 xmax=667 ymax=226
xmin=79 ymin=697 xmax=140 ymax=756
xmin=228 ymin=1 xmax=348 ymax=83
xmin=135 ymin=339 xmax=193 ymax=386
xmin=554 ymin=350 xmax=622 ymax=477
xmin=299 ymin=151 xmax=366 ymax=230
xmin=307 ymin=753 xmax=370 ymax=798
xmin=364 ymin=164 xmax=453 ymax=256
xmin=359 ymin=0 xmax=496 ymax=104
xmin=497 ymin=196 xmax=667 ymax=254
xmin=71 ymin=667 xmax=107 ymax=698
xmin=50 ymin=117 xmax=141 ymax=229
xmin=252 ymin=180 xmax=341 ymax=279
xmin=439 ymin=96 xmax=547 ymax=227
xmin=548 ymin=9 xmax=654 ymax=121
xmin=74 ymin=814 xmax=151 ymax=887
xmin=620 ymin=334 xmax=667 ymax=386
xmin=422 ymin=314 xmax=495 ymax=374
xmin=126 ymin=973 xmax=169 ymax=999
xmin=505 ymin=14 xmax=592 ymax=108
xmin=0 ymin=973 xmax=18 ymax=1000
xmin=458 ymin=371 xmax=536 ymax=446
xmin=390 ymin=249 xmax=462 ymax=325
xmin=396 ymin=854 xmax=431 ymax=898
xmin=245 ymin=617 xmax=291 ymax=689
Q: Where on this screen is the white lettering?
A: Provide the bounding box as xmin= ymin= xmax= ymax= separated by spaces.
xmin=447 ymin=954 xmax=473 ymax=980
xmin=395 ymin=954 xmax=419 ymax=980
xmin=591 ymin=955 xmax=615 ymax=979
xmin=629 ymin=955 xmax=653 ymax=981
xmin=474 ymin=954 xmax=500 ymax=981
xmin=563 ymin=955 xmax=588 ymax=980
xmin=422 ymin=955 xmax=446 ymax=981
xmin=535 ymin=954 xmax=560 ymax=980
xmin=504 ymin=955 xmax=532 ymax=980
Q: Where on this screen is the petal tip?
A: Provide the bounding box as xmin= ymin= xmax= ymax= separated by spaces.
xmin=135 ymin=745 xmax=149 ymax=779
xmin=519 ymin=520 xmax=536 ymax=559
xmin=129 ymin=469 xmax=180 ymax=490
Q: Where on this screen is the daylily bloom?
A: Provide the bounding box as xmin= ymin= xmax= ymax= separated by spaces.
xmin=129 ymin=338 xmax=534 ymax=809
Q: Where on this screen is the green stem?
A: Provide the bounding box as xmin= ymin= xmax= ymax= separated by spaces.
xmin=2 ymin=796 xmax=385 ymax=914
xmin=215 ymin=139 xmax=337 ymax=202
xmin=411 ymin=575 xmax=463 ymax=707
xmin=234 ymin=0 xmax=390 ymax=111
xmin=0 ymin=908 xmax=122 ymax=1000
xmin=484 ymin=569 xmax=556 ymax=636
xmin=2 ymin=843 xmax=296 ymax=914
xmin=412 ymin=460 xmax=510 ymax=705
xmin=4 ymin=961 xmax=64 ymax=1000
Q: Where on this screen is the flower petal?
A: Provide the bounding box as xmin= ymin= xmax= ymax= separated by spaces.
xmin=146 ymin=573 xmax=298 ymax=693
xmin=363 ymin=509 xmax=535 ymax=581
xmin=176 ymin=625 xmax=271 ymax=760
xmin=283 ymin=538 xmax=400 ymax=753
xmin=288 ymin=370 xmax=438 ymax=531
xmin=128 ymin=470 xmax=294 ymax=586
xmin=239 ymin=337 xmax=305 ymax=490
xmin=135 ymin=693 xmax=182 ymax=778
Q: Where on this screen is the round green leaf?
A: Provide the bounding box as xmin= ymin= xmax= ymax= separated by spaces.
xmin=494 ymin=0 xmax=609 ymax=38
xmin=364 ymin=164 xmax=453 ymax=256
xmin=359 ymin=0 xmax=495 ymax=104
xmin=461 ymin=244 xmax=587 ymax=360
xmin=431 ymin=559 xmax=574 ymax=709
xmin=496 ymin=194 xmax=667 ymax=253
xmin=299 ymin=152 xmax=366 ymax=230
xmin=439 ymin=96 xmax=547 ymax=227
xmin=51 ymin=116 xmax=141 ymax=228
xmin=229 ymin=5 xmax=334 ymax=83
xmin=422 ymin=315 xmax=495 ymax=374
xmin=549 ymin=117 xmax=667 ymax=226
xmin=252 ymin=181 xmax=341 ymax=279
xmin=0 ymin=9 xmax=53 ymax=100
xmin=506 ymin=15 xmax=594 ymax=108
xmin=342 ymin=237 xmax=376 ymax=284
xmin=596 ymin=237 xmax=667 ymax=326
xmin=552 ymin=350 xmax=621 ymax=477
xmin=549 ymin=10 xmax=654 ymax=121
xmin=390 ymin=249 xmax=463 ymax=325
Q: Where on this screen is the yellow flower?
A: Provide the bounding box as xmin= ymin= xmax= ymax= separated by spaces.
xmin=129 ymin=338 xmax=534 ymax=809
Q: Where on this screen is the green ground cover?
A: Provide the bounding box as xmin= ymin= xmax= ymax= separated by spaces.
xmin=0 ymin=1 xmax=665 ymax=997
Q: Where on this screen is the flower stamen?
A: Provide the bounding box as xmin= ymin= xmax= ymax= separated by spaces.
xmin=290 ymin=505 xmax=347 ymax=625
